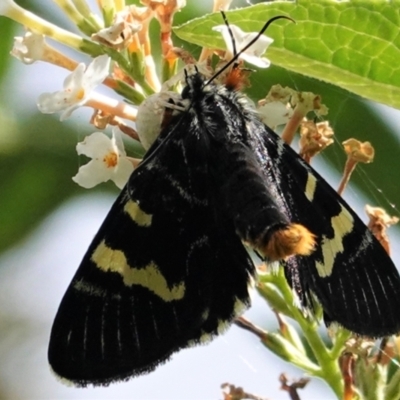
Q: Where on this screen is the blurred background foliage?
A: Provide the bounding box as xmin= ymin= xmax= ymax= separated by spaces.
xmin=0 ymin=1 xmax=399 ymax=399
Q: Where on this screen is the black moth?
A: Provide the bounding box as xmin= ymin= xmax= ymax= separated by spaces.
xmin=49 ymin=63 xmax=400 ymax=386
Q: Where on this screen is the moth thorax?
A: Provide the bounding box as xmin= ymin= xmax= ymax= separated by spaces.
xmin=261 ymin=223 xmax=316 ymax=261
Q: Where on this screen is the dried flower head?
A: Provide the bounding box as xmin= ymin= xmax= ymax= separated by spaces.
xmin=299 ymin=120 xmax=334 ymax=162
xmin=365 ymin=205 xmax=399 ymax=255
xmin=92 ymin=11 xmax=141 ymax=50
xmin=342 ymin=138 xmax=375 ymax=164
xmin=338 ymin=139 xmax=375 ymax=195
xmin=281 ymin=89 xmax=328 ymax=145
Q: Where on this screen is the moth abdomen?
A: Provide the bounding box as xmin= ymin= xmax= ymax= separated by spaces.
xmin=258 ymin=223 xmax=316 ymax=261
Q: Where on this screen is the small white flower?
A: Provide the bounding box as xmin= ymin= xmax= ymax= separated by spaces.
xmin=258 ymin=101 xmax=293 ymax=128
xmin=72 ymin=128 xmax=134 ymax=189
xmin=213 ymin=24 xmax=273 ymax=68
xmin=11 ymin=31 xmax=46 ymax=64
xmin=37 ymin=54 xmax=110 ymax=120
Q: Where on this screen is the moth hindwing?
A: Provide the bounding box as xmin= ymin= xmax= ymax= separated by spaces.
xmin=49 ymin=70 xmax=400 ymax=386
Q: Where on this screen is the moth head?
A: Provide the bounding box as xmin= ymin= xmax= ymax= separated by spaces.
xmin=181 ymin=67 xmax=208 ymax=99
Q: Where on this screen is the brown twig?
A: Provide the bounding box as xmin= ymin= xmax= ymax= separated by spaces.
xmin=221 ymin=383 xmax=269 ymax=400
xmin=279 ymin=373 xmax=310 ymax=400
xmin=234 ymin=316 xmax=267 ymax=340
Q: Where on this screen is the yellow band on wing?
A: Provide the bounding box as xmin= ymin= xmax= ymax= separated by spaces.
xmin=124 ymin=200 xmax=153 ymax=227
xmin=91 ymin=240 xmax=185 ymax=302
xmin=315 ymin=205 xmax=354 ymax=277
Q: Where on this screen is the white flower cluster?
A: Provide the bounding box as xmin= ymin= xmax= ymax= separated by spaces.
xmin=2 ymin=0 xmax=285 ymax=190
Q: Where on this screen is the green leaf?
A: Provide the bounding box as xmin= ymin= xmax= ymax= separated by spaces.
xmin=173 ymin=0 xmax=400 ymax=109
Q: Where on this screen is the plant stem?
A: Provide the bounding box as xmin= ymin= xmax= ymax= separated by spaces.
xmin=272 ymin=269 xmax=345 ymax=399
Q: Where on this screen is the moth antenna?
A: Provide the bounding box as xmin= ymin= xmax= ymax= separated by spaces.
xmin=221 ymin=10 xmax=237 ymax=57
xmin=206 ymin=13 xmax=295 ymax=85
